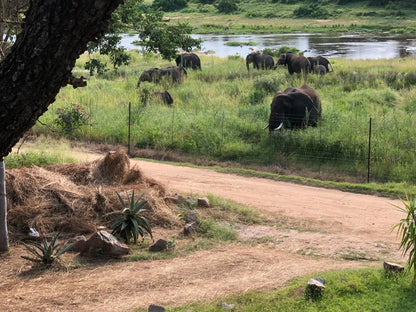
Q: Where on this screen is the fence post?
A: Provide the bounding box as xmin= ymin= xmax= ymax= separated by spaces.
xmin=128 ymin=102 xmax=131 ymax=156
xmin=367 ymin=117 xmax=372 ymax=183
xmin=171 ymin=107 xmax=175 ymax=146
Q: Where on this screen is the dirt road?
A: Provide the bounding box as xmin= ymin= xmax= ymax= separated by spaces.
xmin=0 ymin=153 xmax=407 ymax=312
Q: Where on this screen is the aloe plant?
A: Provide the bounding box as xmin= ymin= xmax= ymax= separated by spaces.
xmin=110 ymin=191 xmax=153 ymax=244
xmin=392 ymin=194 xmax=416 ymax=285
xmin=21 ymin=232 xmax=74 ymax=265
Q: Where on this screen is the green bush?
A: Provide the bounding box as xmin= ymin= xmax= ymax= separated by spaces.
xmin=293 ymin=3 xmax=330 ymax=19
xmin=152 ymin=0 xmax=187 ymax=11
xmin=54 ymin=104 xmax=90 ymax=135
xmin=215 ymin=0 xmax=240 ymax=14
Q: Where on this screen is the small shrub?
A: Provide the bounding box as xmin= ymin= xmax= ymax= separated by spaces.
xmin=152 ymin=0 xmax=187 ymax=11
xmin=293 ymin=3 xmax=330 ymax=19
xmin=108 ymin=191 xmax=153 ymax=244
xmin=54 ymin=104 xmax=90 ymax=135
xmin=21 ymin=232 xmax=74 ymax=266
xmin=248 ymin=90 xmax=265 ymax=105
xmin=253 ymin=76 xmax=285 ymax=95
xmin=215 ymin=0 xmax=240 ymax=14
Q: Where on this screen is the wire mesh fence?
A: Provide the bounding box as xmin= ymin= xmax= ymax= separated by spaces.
xmin=73 ymin=101 xmax=416 ymax=184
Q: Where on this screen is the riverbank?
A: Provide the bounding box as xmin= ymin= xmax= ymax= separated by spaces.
xmin=164 ymin=2 xmax=416 ymax=36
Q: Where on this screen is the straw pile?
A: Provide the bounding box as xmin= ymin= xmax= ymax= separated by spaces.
xmin=6 ymin=150 xmax=179 ymax=240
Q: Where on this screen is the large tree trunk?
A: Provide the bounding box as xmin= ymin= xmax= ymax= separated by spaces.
xmin=0 ymin=0 xmax=123 ymax=252
xmin=0 ymin=0 xmax=123 ymax=159
xmin=0 ymin=160 xmax=8 ymax=252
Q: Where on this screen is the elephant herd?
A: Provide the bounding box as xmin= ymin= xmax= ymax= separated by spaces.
xmin=137 ymin=51 xmax=326 ymax=132
xmin=247 ymin=51 xmax=333 ymax=75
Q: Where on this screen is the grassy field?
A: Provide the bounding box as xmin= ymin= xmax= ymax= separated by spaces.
xmin=29 ymin=51 xmax=416 ymax=186
xmin=164 ymin=1 xmax=416 ymax=35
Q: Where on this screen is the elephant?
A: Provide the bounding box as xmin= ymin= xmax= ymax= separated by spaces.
xmin=175 ymin=53 xmax=201 ymax=70
xmin=313 ymin=64 xmax=327 ymax=75
xmin=137 ymin=67 xmax=159 ymax=87
xmin=246 ymin=52 xmax=275 ymax=71
xmin=137 ymin=66 xmax=187 ymax=87
xmin=152 ymin=91 xmax=174 ymax=105
xmin=275 ymin=52 xmax=311 ymax=75
xmin=307 ymin=56 xmax=333 ymax=73
xmin=263 ymin=84 xmax=321 ymax=132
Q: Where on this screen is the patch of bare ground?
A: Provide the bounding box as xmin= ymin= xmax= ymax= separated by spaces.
xmin=0 ymin=145 xmax=407 ymax=312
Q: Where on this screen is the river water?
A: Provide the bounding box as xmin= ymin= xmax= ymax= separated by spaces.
xmin=121 ymin=32 xmax=416 ymax=59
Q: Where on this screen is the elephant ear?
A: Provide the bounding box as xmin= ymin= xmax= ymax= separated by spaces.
xmin=272 ymin=93 xmax=292 ymax=109
xmin=287 ymin=91 xmax=315 ymax=115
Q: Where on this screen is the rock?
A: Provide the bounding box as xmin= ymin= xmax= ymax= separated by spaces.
xmin=80 ymin=230 xmax=129 ymax=258
xmin=186 ymin=196 xmax=197 ymax=205
xmin=148 ymin=304 xmax=165 ymax=312
xmin=305 ymin=277 xmax=325 ymax=299
xmin=198 ymin=197 xmax=210 ymax=208
xmin=164 ymin=193 xmax=185 ymax=205
xmin=184 ymin=210 xmax=200 ymax=236
xmin=28 ymin=227 xmax=40 ymax=238
xmin=67 ymin=235 xmax=87 ymax=252
xmin=221 ymin=301 xmax=236 ymax=310
xmin=185 ymin=210 xmax=199 ymax=224
xmin=383 ymin=261 xmax=404 ymax=273
xmin=149 ymin=239 xmax=168 ymax=252
xmin=184 ymin=222 xmax=198 ymax=235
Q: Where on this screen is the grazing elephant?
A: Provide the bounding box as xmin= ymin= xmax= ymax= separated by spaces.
xmin=137 ymin=67 xmax=159 ymax=87
xmin=152 ymin=91 xmax=174 ymax=105
xmin=307 ymin=56 xmax=333 ymax=73
xmin=275 ymin=52 xmax=311 ymax=75
xmin=263 ymin=84 xmax=321 ymax=132
xmin=246 ymin=52 xmax=275 ymax=71
xmin=313 ymin=64 xmax=327 ymax=75
xmin=175 ymin=53 xmax=201 ymax=70
xmin=137 ymin=66 xmax=187 ymax=87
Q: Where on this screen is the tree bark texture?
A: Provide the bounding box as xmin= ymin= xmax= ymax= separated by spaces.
xmin=0 ymin=0 xmax=123 ymax=158
xmin=0 ymin=159 xmax=8 ymax=252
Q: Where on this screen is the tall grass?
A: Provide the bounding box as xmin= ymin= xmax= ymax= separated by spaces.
xmin=33 ymin=53 xmax=416 ymax=183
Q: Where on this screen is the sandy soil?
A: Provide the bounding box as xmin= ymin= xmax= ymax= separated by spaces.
xmin=0 ymin=150 xmax=407 ymax=312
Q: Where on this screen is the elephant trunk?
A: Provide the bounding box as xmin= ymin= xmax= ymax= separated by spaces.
xmin=268 ymin=112 xmax=284 ymax=132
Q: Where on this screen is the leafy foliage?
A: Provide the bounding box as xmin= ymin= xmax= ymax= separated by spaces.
xmin=293 ymin=3 xmax=330 ymax=19
xmin=54 ymin=104 xmax=90 ymax=135
xmin=393 ymin=194 xmax=416 ymax=285
xmin=21 ymin=233 xmax=74 ymax=265
xmin=84 ymin=0 xmax=200 ymax=72
xmin=109 ymin=191 xmax=153 ymax=244
xmin=215 ymin=0 xmax=240 ymax=14
xmin=152 ymin=0 xmax=188 ymax=11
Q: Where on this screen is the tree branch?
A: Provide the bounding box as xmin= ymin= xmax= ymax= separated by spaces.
xmin=67 ymin=75 xmax=87 ymax=89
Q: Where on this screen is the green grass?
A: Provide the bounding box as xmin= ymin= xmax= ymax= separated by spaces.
xmin=4 ymin=136 xmax=76 ymax=168
xmin=31 ymin=53 xmax=416 ymax=187
xmin=146 ymin=267 xmax=416 ymax=312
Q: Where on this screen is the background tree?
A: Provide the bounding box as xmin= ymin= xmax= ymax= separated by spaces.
xmin=85 ymin=0 xmax=201 ymax=75
xmin=215 ymin=0 xmax=240 ymax=14
xmin=152 ymin=0 xmax=188 ymax=12
xmin=0 ymin=0 xmax=28 ymax=59
xmin=0 ymin=0 xmax=124 ymax=252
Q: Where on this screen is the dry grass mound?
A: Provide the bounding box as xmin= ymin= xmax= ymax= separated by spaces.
xmin=6 ymin=150 xmax=180 ymax=241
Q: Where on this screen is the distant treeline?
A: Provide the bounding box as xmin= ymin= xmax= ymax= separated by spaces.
xmin=155 ymin=0 xmax=416 ymax=14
